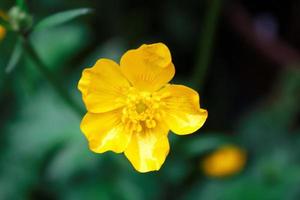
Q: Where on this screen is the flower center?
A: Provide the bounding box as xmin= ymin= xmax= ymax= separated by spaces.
xmin=136 ymin=101 xmax=147 ymax=114
xmin=121 ymin=88 xmax=165 ymax=133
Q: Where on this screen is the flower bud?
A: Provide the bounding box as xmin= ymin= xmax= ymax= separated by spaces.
xmin=8 ymin=6 xmax=32 ymax=33
xmin=201 ymin=145 xmax=246 ymax=178
xmin=0 ymin=25 xmax=6 ymax=41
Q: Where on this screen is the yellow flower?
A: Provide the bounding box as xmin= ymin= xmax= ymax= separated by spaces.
xmin=202 ymin=145 xmax=246 ymax=178
xmin=78 ymin=43 xmax=208 ymax=173
xmin=0 ymin=25 xmax=6 ymax=41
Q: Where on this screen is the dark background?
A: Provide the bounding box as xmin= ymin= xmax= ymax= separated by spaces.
xmin=0 ymin=0 xmax=300 ymax=199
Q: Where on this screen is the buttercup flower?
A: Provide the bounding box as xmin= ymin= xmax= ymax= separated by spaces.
xmin=78 ymin=43 xmax=208 ymax=172
xmin=202 ymin=145 xmax=246 ymax=178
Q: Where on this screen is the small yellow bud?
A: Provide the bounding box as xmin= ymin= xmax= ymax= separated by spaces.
xmin=202 ymin=145 xmax=246 ymax=178
xmin=0 ymin=25 xmax=6 ymax=41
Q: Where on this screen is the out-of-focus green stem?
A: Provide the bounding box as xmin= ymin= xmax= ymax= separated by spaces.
xmin=16 ymin=0 xmax=27 ymax=11
xmin=192 ymin=0 xmax=222 ymax=90
xmin=20 ymin=35 xmax=85 ymax=117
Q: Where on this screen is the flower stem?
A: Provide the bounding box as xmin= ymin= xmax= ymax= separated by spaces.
xmin=192 ymin=0 xmax=222 ymax=90
xmin=20 ymin=35 xmax=85 ymax=117
xmin=16 ymin=0 xmax=27 ymax=11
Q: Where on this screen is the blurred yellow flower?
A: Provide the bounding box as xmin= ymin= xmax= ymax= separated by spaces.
xmin=202 ymin=145 xmax=246 ymax=178
xmin=0 ymin=25 xmax=6 ymax=41
xmin=78 ymin=43 xmax=208 ymax=173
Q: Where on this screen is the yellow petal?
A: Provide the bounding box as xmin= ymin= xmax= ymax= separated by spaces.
xmin=120 ymin=43 xmax=175 ymax=92
xmin=80 ymin=110 xmax=131 ymax=153
xmin=159 ymin=85 xmax=208 ymax=135
xmin=124 ymin=122 xmax=170 ymax=173
xmin=78 ymin=58 xmax=130 ymax=113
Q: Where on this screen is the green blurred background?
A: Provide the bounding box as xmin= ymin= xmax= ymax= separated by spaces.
xmin=1 ymin=0 xmax=300 ymax=199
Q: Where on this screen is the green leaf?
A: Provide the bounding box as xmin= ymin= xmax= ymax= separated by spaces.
xmin=28 ymin=24 xmax=90 ymax=71
xmin=46 ymin=138 xmax=99 ymax=182
xmin=5 ymin=41 xmax=23 ymax=74
xmin=0 ymin=86 xmax=82 ymax=199
xmin=34 ymin=8 xmax=92 ymax=31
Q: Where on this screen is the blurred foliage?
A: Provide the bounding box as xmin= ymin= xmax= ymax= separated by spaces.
xmin=1 ymin=0 xmax=300 ymax=199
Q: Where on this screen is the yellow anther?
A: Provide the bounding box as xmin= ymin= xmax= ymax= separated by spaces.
xmin=146 ymin=119 xmax=156 ymax=128
xmin=136 ymin=101 xmax=147 ymax=114
xmin=122 ymin=90 xmax=163 ymax=131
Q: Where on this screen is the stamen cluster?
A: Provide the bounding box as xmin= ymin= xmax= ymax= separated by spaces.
xmin=121 ymin=88 xmax=165 ymax=133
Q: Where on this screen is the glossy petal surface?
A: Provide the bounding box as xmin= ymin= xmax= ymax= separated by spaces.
xmin=78 ymin=58 xmax=130 ymax=113
xmin=80 ymin=110 xmax=131 ymax=153
xmin=124 ymin=122 xmax=170 ymax=173
xmin=159 ymin=84 xmax=208 ymax=135
xmin=120 ymin=43 xmax=174 ymax=92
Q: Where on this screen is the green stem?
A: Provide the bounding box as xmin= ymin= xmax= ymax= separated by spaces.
xmin=20 ymin=35 xmax=85 ymax=117
xmin=16 ymin=0 xmax=26 ymax=11
xmin=192 ymin=0 xmax=222 ymax=90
